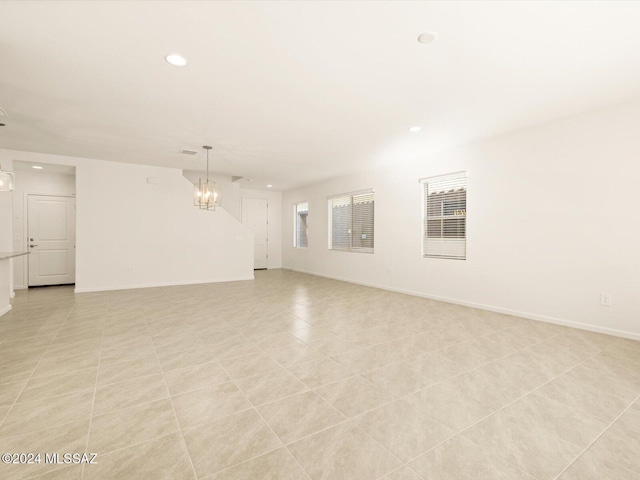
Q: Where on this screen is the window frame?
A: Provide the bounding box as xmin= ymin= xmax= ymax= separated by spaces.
xmin=420 ymin=172 xmax=467 ymax=260
xmin=327 ymin=189 xmax=375 ymax=254
xmin=293 ymin=201 xmax=309 ymax=248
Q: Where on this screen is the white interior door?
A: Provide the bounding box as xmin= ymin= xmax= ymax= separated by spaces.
xmin=28 ymin=195 xmax=76 ymax=286
xmin=241 ymin=198 xmax=268 ymax=269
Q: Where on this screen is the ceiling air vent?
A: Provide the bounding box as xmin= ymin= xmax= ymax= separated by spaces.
xmin=180 ymin=148 xmax=197 ymax=155
xmin=0 ymin=108 xmax=7 ymax=117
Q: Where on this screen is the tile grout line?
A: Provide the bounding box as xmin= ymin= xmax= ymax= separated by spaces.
xmin=211 ymin=317 xmax=412 ymax=478
xmin=80 ymin=305 xmax=107 ymax=480
xmin=249 ymin=316 xmax=562 ymax=400
xmin=282 ymin=321 xmax=544 ymax=384
xmin=0 ymin=351 xmax=47 ymax=430
xmin=8 ymin=385 xmax=100 ymax=410
xmin=214 ymin=355 xmax=314 ymax=480
xmin=182 ymin=312 xmax=590 ymax=477
xmin=292 ymin=328 xmax=562 ymax=428
xmin=243 ymin=382 xmax=314 ymax=410
xmin=267 ymin=345 xmax=566 ymax=478
xmin=322 ymin=323 xmax=567 ymax=381
xmin=144 ymin=305 xmax=199 ymax=480
xmin=299 ymin=336 xmax=602 ymax=478
xmin=346 ymin=418 xmax=413 ymax=478
xmin=4 ymin=300 xmax=100 ymax=479
xmin=0 ymin=302 xmax=75 ymax=432
xmin=551 ymin=391 xmax=640 ymax=480
xmin=300 ymin=308 xmax=540 ymax=346
xmin=397 ymin=355 xmax=602 ymax=477
xmin=378 ymin=465 xmax=415 ymax=480
xmin=194 ymin=444 xmax=309 ymax=480
xmin=211 ymin=332 xmax=410 ymax=478
xmin=282 ymin=447 xmax=314 ymax=480
xmin=73 ymin=429 xmax=181 ymax=461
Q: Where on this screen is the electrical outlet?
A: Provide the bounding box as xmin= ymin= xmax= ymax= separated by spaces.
xmin=600 ymin=293 xmax=612 ymax=306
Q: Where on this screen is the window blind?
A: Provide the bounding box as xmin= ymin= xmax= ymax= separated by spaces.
xmin=328 ymin=190 xmax=374 ymax=253
xmin=421 ymin=172 xmax=466 ymax=260
xmin=294 ymin=202 xmax=308 ymax=248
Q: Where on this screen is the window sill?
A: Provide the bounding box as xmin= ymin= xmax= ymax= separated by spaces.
xmin=329 ymin=249 xmax=374 ymax=255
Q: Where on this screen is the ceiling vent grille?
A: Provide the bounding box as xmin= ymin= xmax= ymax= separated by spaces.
xmin=0 ymin=108 xmax=7 ymax=117
xmin=180 ymin=148 xmax=198 ymax=155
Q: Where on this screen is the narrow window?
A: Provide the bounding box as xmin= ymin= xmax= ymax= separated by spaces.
xmin=421 ymin=172 xmax=466 ymax=260
xmin=294 ymin=202 xmax=308 ymax=248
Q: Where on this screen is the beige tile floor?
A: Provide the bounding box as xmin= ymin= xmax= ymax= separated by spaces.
xmin=0 ymin=269 xmax=639 ymax=479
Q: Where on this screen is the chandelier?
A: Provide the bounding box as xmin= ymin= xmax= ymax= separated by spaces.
xmin=194 ymin=146 xmax=221 ymax=210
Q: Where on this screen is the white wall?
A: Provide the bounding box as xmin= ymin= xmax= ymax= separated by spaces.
xmin=12 ymin=168 xmax=76 ymax=289
xmin=0 ymin=149 xmax=254 ymax=294
xmin=282 ymin=100 xmax=640 ymax=339
xmin=175 ymin=179 xmax=282 ymax=269
xmin=240 ymin=187 xmax=282 ymax=269
xmin=0 ymin=159 xmax=13 ymax=316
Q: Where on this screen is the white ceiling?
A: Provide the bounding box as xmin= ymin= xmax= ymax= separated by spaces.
xmin=13 ymin=160 xmax=75 ymax=175
xmin=1 ymin=1 xmax=640 ymax=191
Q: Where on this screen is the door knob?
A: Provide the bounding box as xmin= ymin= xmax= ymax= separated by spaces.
xmin=30 ymin=244 xmax=38 ymax=248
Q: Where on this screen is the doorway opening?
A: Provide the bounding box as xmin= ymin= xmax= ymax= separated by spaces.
xmin=12 ymin=161 xmax=76 ymax=289
xmin=241 ymin=197 xmax=268 ymax=270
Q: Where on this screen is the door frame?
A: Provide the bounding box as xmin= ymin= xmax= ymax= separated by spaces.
xmin=241 ymin=197 xmax=269 ymax=270
xmin=25 ymin=193 xmax=76 ymax=287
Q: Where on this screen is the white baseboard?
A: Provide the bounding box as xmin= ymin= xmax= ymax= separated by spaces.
xmin=74 ymin=276 xmax=255 ymax=294
xmin=0 ymin=304 xmax=12 ymax=317
xmin=285 ymin=267 xmax=640 ymax=342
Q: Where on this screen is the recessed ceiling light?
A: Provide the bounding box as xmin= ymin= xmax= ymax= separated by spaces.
xmin=165 ymin=54 xmax=187 ymax=67
xmin=417 ymin=32 xmax=437 ymax=44
xmin=266 ymin=184 xmax=273 ymax=188
xmin=32 ymin=165 xmax=43 ymax=170
xmin=408 ymin=126 xmax=421 ymax=133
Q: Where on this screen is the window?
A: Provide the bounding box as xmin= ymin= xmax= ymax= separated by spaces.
xmin=328 ymin=190 xmax=374 ymax=253
xmin=294 ymin=202 xmax=308 ymax=248
xmin=421 ymin=172 xmax=466 ymax=260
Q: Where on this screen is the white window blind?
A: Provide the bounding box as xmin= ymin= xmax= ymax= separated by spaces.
xmin=294 ymin=202 xmax=308 ymax=248
xmin=328 ymin=190 xmax=374 ymax=254
xmin=421 ymin=172 xmax=466 ymax=260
